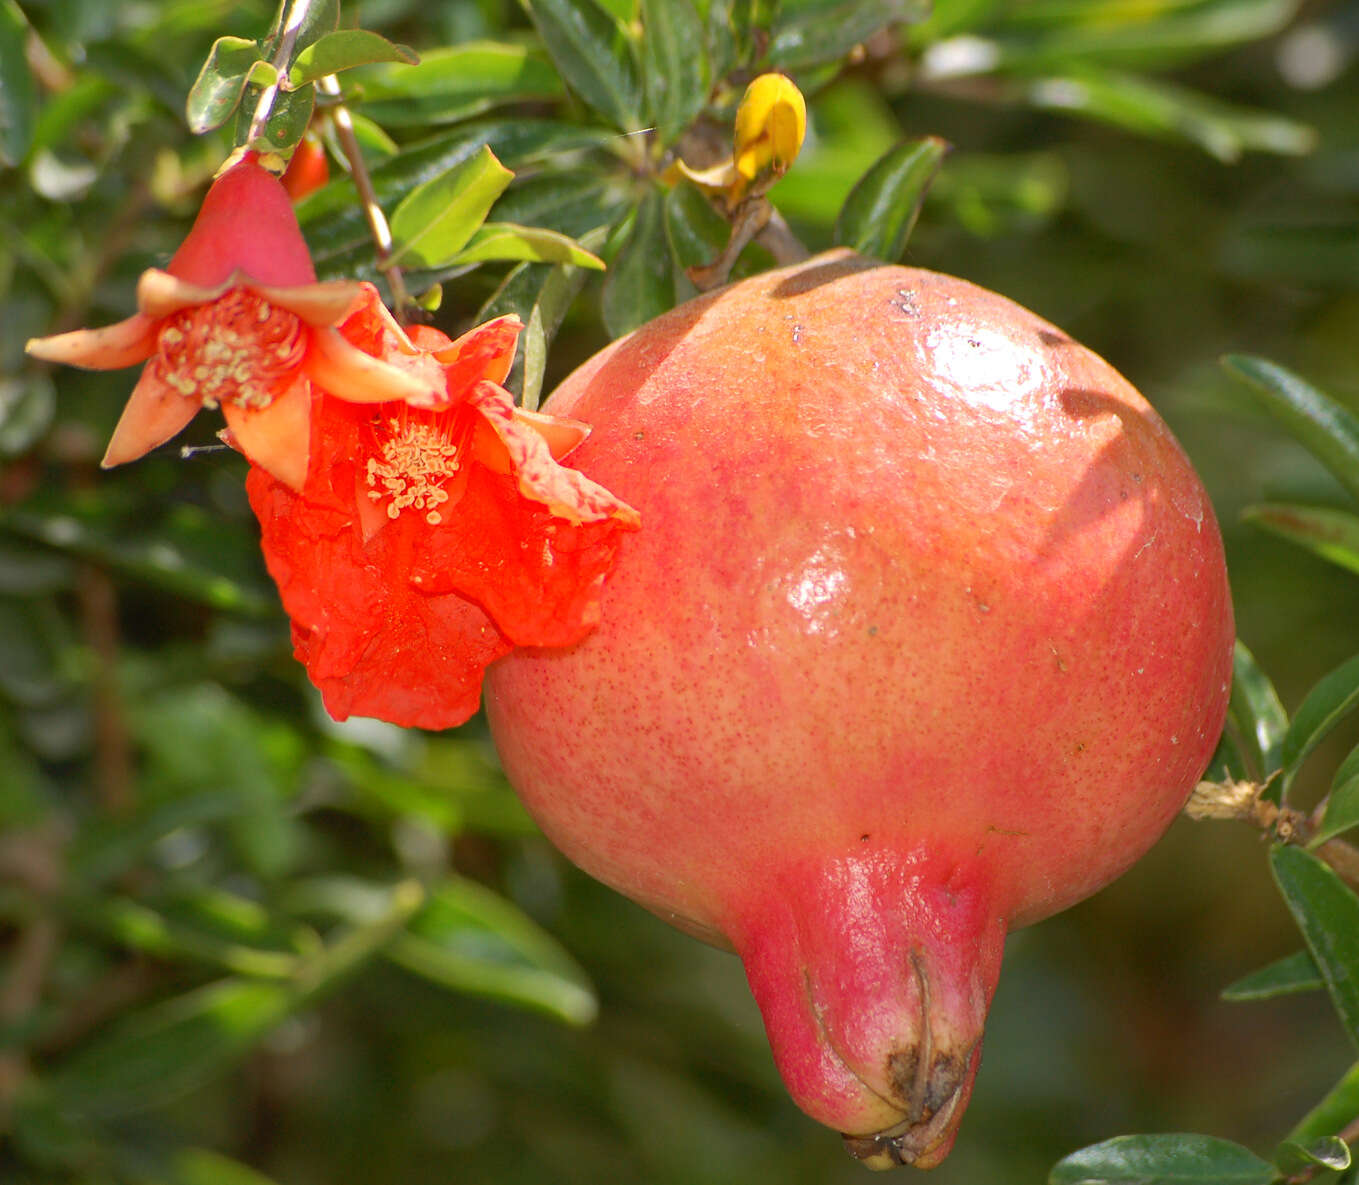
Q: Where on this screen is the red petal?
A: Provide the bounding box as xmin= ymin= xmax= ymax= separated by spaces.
xmin=101 ymin=363 xmax=201 ymax=468
xmin=25 ymin=312 xmax=159 ymax=370
xmin=247 ymin=462 xmax=511 ymax=729
xmin=168 ymin=156 xmax=317 ymax=288
xmin=430 ymin=314 xmax=523 ymax=393
xmin=220 ymin=375 xmax=312 ymax=491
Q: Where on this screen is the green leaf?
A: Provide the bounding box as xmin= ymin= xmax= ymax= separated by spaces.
xmin=1049 ymin=1134 xmax=1276 ymax=1185
xmin=451 ymin=221 xmax=606 ymax=268
xmin=767 ymin=0 xmax=931 ymax=70
xmin=388 ymin=878 xmax=598 ymax=1026
xmin=1280 ymin=652 xmax=1359 ymax=789
xmin=1220 ymin=949 xmax=1323 ymax=1001
xmin=0 ymin=0 xmax=37 ymax=165
xmin=1287 ymin=1060 xmax=1359 ymax=1146
xmin=46 ymin=978 xmax=295 ymax=1117
xmin=479 ymin=229 xmax=606 ymax=411
xmin=523 ymin=0 xmax=644 ymax=130
xmin=1243 ymin=503 xmax=1359 ymax=578
xmin=350 ymin=42 xmax=564 ymax=127
xmin=174 ymin=1148 xmax=287 ymax=1185
xmin=0 ymin=373 xmax=55 ymax=458
xmin=664 ymin=181 xmax=732 ymax=302
xmin=1314 ymin=744 xmax=1359 ymax=846
xmin=1222 ymin=355 xmax=1359 ymax=506
xmin=834 ymin=136 xmax=950 ymax=262
xmin=288 ymin=29 xmax=417 ymax=87
xmin=236 ymin=78 xmax=315 ymax=155
xmin=640 ymin=0 xmax=709 ymax=148
xmin=602 ymin=189 xmax=672 ymax=338
xmin=1017 ymin=67 xmax=1314 ymax=163
xmin=388 ymin=145 xmax=515 ymax=268
xmin=1274 ymin=1137 xmax=1351 ymax=1175
xmin=185 ymin=36 xmax=260 ymax=133
xmin=1225 ymin=640 xmax=1288 ymax=786
xmin=1270 ymin=844 xmax=1359 ymax=1050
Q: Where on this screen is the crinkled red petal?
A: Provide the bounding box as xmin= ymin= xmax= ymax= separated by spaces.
xmin=246 ymin=460 xmax=510 ymax=730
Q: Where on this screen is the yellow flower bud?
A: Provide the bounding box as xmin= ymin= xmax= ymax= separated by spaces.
xmin=733 ymin=73 xmax=806 ymax=183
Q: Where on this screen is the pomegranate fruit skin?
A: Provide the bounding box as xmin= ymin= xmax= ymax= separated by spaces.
xmin=484 ymin=251 xmax=1234 ymax=1167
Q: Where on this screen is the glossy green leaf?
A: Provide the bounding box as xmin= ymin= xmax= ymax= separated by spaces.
xmin=185 ymin=36 xmax=259 ymax=133
xmin=479 ymin=229 xmax=606 ymax=411
xmin=288 ymin=29 xmax=416 ymax=87
xmin=1280 ymin=652 xmax=1359 ymax=789
xmin=640 ymin=0 xmax=709 ymax=148
xmin=1049 ymin=1134 xmax=1276 ymax=1185
xmin=1243 ymin=503 xmax=1359 ymax=578
xmin=46 ymin=978 xmax=295 ymax=1117
xmin=349 ymin=42 xmax=562 ymax=126
xmin=0 ymin=0 xmax=37 ymax=165
xmin=1222 ymin=355 xmax=1359 ymax=506
xmin=387 ymin=878 xmax=598 ymax=1026
xmin=1274 ymin=1137 xmax=1350 ymax=1175
xmin=1270 ymin=844 xmax=1359 ymax=1049
xmin=1225 ymin=640 xmax=1288 ymax=786
xmin=523 ymin=0 xmax=644 ymax=130
xmin=664 ymin=181 xmax=732 ymax=301
xmin=1220 ymin=949 xmax=1323 ymax=1001
xmin=451 ymin=221 xmax=606 ymax=268
xmin=263 ymin=0 xmax=338 ymax=52
xmin=767 ymin=0 xmax=930 ymax=70
xmin=603 ymin=189 xmax=672 ymax=338
xmin=1314 ymin=744 xmax=1359 ymax=846
xmin=834 ymin=136 xmax=949 ymax=262
xmin=1018 ymin=67 xmax=1314 ymax=163
xmin=236 ymin=78 xmax=315 ymax=155
xmin=1287 ymin=1060 xmax=1359 ymax=1146
xmin=388 ymin=145 xmax=514 ymax=268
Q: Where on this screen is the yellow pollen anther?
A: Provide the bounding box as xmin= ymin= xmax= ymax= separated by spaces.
xmin=366 ymin=418 xmax=461 ymax=525
xmin=155 ymin=288 xmax=305 ymax=410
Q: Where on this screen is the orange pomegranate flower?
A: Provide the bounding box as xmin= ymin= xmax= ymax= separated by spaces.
xmin=24 ymin=152 xmax=437 ymax=490
xmin=246 ymin=288 xmax=641 ymax=729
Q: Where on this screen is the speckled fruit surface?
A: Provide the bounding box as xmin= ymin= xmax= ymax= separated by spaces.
xmin=484 ymin=250 xmax=1234 ymax=1167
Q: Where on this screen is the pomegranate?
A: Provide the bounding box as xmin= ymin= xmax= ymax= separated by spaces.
xmin=484 ymin=251 xmax=1233 ymax=1167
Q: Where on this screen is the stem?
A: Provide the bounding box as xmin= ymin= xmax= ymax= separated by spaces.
xmin=316 ymin=75 xmax=413 ymax=320
xmin=246 ymin=0 xmax=315 ymax=151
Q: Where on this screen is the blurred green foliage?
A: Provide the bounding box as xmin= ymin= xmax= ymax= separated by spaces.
xmin=3 ymin=0 xmax=1359 ymax=1182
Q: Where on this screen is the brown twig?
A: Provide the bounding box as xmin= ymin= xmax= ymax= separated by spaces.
xmin=316 ymin=74 xmax=413 ymax=320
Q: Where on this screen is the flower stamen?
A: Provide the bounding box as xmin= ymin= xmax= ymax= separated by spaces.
xmin=366 ymin=416 xmax=462 ymax=525
xmin=154 ymin=288 xmax=306 ymax=411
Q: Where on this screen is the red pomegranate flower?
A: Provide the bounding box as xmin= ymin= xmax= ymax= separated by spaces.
xmin=24 ymin=152 xmax=437 ymax=490
xmin=247 ymin=288 xmax=641 ymax=729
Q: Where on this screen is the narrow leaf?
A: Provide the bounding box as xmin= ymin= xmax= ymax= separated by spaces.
xmin=768 ymin=0 xmax=931 ymax=71
xmin=1274 ymin=1137 xmax=1351 ymax=1175
xmin=288 ymin=29 xmax=417 ymax=87
xmin=1314 ymin=745 xmax=1359 ymax=846
xmin=46 ymin=979 xmax=294 ymax=1116
xmin=1223 ymin=355 xmax=1359 ymax=506
xmin=388 ymin=145 xmax=515 ymax=269
xmin=451 ymin=221 xmax=606 ymax=268
xmin=1270 ymin=844 xmax=1359 ymax=1049
xmin=1243 ymin=503 xmax=1359 ymax=578
xmin=1280 ymin=652 xmax=1359 ymax=788
xmin=602 ymin=190 xmax=672 ymax=338
xmin=1049 ymin=1134 xmax=1276 ymax=1185
xmin=0 ymin=0 xmax=37 ymax=165
xmin=350 ymin=42 xmax=564 ymax=127
xmin=640 ymin=0 xmax=709 ymax=148
xmin=1226 ymin=640 xmax=1288 ymax=785
xmin=523 ymin=0 xmax=644 ymax=130
xmin=834 ymin=136 xmax=949 ymax=262
xmin=1287 ymin=1060 xmax=1359 ymax=1146
xmin=664 ymin=181 xmax=731 ymax=302
xmin=1220 ymin=949 xmax=1323 ymax=1001
xmin=186 ymin=36 xmax=260 ymax=133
